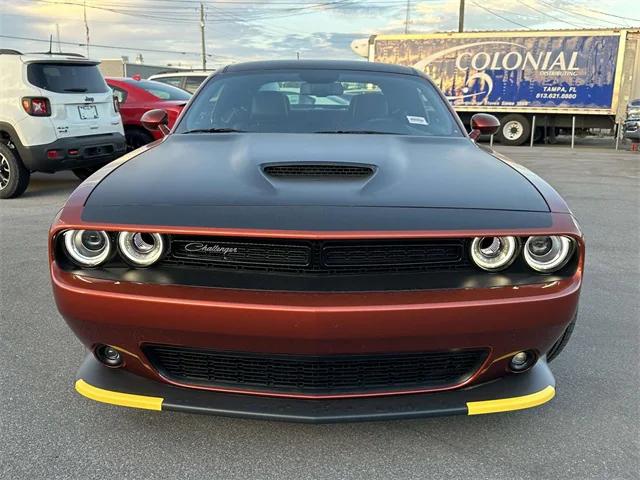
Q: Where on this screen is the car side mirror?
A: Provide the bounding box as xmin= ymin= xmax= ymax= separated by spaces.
xmin=469 ymin=113 xmax=500 ymax=141
xmin=141 ymin=109 xmax=170 ymax=136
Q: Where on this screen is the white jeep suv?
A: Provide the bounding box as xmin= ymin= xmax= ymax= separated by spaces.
xmin=0 ymin=50 xmax=126 ymax=198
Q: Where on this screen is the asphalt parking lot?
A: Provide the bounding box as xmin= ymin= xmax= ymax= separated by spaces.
xmin=1 ymin=144 xmax=638 ymax=480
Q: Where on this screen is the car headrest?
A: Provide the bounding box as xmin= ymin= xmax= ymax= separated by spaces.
xmin=251 ymin=91 xmax=289 ymax=118
xmin=350 ymin=94 xmax=389 ymax=122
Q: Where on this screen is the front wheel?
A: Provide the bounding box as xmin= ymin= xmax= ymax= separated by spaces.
xmin=497 ymin=114 xmax=531 ymax=146
xmin=0 ymin=143 xmax=30 ymax=199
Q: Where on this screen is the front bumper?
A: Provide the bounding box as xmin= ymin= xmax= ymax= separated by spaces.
xmin=53 ymin=261 xmax=580 ymax=403
xmin=76 ymin=354 xmax=556 ymax=422
xmin=19 ymin=133 xmax=126 ymax=172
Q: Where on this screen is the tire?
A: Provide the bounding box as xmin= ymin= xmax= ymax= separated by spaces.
xmin=497 ymin=114 xmax=531 ymax=146
xmin=125 ymin=128 xmax=154 ymax=152
xmin=0 ymin=143 xmax=30 ymax=199
xmin=72 ymin=167 xmax=100 ymax=180
xmin=547 ymin=317 xmax=576 ymax=362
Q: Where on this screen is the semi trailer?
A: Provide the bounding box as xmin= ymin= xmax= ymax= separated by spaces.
xmin=351 ymin=29 xmax=640 ymax=145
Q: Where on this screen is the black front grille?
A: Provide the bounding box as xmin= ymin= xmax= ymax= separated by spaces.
xmin=144 ymin=346 xmax=488 ymax=395
xmin=163 ymin=237 xmax=470 ymax=275
xmin=263 ymin=164 xmax=374 ymax=177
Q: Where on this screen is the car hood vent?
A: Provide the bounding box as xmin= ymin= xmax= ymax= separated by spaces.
xmin=263 ymin=163 xmax=374 ymax=178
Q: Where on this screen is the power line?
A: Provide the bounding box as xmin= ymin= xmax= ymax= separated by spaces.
xmin=0 ymin=34 xmax=227 ymax=58
xmin=468 ymin=1 xmax=532 ymax=29
xmin=516 ymin=0 xmax=584 ymax=28
xmin=537 ymin=0 xmax=637 ymax=26
xmin=565 ymin=2 xmax=640 ymax=23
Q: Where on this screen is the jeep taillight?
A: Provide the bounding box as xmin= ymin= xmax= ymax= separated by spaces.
xmin=22 ymin=97 xmax=51 ymax=116
xmin=113 ymin=95 xmax=120 ymax=113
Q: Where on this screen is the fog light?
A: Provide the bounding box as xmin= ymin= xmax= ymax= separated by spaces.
xmin=95 ymin=344 xmax=123 ymax=367
xmin=509 ymin=351 xmax=535 ymax=372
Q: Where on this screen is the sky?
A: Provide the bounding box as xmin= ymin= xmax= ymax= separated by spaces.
xmin=1 ymin=0 xmax=639 ymax=68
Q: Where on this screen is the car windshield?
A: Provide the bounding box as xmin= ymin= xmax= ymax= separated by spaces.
xmin=176 ymin=69 xmax=463 ymax=136
xmin=128 ymin=80 xmax=191 ymax=101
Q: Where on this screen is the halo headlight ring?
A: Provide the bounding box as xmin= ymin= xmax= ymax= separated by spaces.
xmin=470 ymin=236 xmax=518 ymax=272
xmin=117 ymin=232 xmax=166 ymax=267
xmin=524 ymin=235 xmax=575 ymax=273
xmin=62 ymin=230 xmax=112 ymax=267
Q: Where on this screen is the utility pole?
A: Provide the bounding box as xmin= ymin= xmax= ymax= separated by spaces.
xmin=200 ymin=3 xmax=206 ymax=71
xmin=404 ymin=0 xmax=410 ymax=34
xmin=458 ymin=0 xmax=465 ymax=33
xmin=83 ymin=0 xmax=90 ymax=57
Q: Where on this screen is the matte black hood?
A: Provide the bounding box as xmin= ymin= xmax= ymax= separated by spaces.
xmin=82 ymin=134 xmax=550 ymax=230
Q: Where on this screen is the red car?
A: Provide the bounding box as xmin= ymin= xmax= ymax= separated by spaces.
xmin=51 ymin=61 xmax=583 ymax=422
xmin=106 ymin=77 xmax=190 ymax=150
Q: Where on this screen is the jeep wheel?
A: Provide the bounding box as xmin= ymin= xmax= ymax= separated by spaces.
xmin=0 ymin=143 xmax=30 ymax=199
xmin=497 ymin=114 xmax=531 ymax=146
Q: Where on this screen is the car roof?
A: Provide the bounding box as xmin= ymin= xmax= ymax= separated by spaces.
xmin=222 ymin=60 xmax=418 ymax=75
xmin=11 ymin=52 xmax=98 ymax=65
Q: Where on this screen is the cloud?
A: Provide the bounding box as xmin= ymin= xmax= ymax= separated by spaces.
xmin=1 ymin=0 xmax=635 ymax=68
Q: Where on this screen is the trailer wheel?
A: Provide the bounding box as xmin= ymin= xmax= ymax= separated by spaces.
xmin=497 ymin=114 xmax=531 ymax=146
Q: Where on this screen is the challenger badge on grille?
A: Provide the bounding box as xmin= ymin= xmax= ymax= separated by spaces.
xmin=171 ymin=239 xmax=311 ymax=266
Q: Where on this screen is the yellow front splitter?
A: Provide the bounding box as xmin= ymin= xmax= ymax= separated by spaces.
xmin=467 ymin=385 xmax=556 ymax=415
xmin=75 ymin=363 xmax=556 ymax=421
xmin=75 ymin=379 xmax=163 ymax=411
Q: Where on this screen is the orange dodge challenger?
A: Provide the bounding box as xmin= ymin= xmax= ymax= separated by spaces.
xmin=50 ymin=61 xmax=583 ymax=422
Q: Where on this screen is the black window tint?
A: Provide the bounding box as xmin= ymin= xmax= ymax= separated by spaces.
xmin=177 ymin=69 xmax=462 ymax=137
xmin=127 ymin=80 xmax=191 ymax=100
xmin=27 ymin=63 xmax=108 ymax=93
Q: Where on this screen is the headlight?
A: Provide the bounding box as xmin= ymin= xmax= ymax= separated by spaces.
xmin=63 ymin=230 xmax=111 ymax=267
xmin=470 ymin=236 xmax=518 ymax=271
xmin=117 ymin=232 xmax=165 ymax=267
xmin=524 ymin=235 xmax=574 ymax=273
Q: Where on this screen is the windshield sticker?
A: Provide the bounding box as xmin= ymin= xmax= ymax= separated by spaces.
xmin=407 ymin=115 xmax=428 ymax=125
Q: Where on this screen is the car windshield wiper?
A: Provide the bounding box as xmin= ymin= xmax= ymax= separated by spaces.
xmin=314 ymin=130 xmax=401 ymax=135
xmin=181 ymin=128 xmax=246 ymax=134
xmin=64 ymin=88 xmax=88 ymax=92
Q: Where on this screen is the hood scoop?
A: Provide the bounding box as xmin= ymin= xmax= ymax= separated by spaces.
xmin=262 ymin=163 xmax=375 ymax=178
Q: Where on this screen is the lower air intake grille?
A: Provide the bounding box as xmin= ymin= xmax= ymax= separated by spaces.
xmin=144 ymin=345 xmax=488 ymax=395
